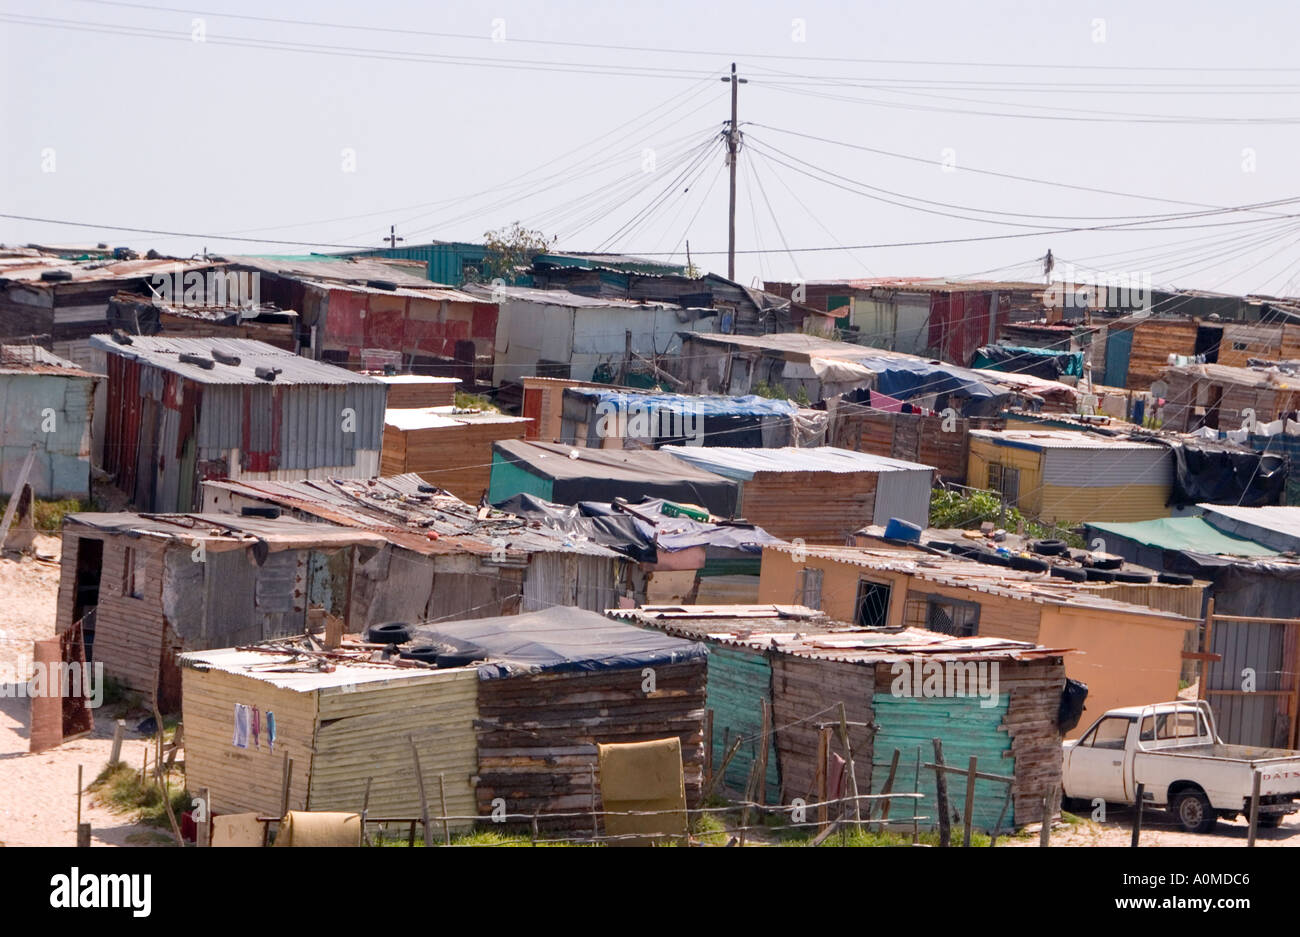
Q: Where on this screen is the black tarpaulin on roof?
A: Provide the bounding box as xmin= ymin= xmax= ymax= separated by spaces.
xmin=492 ymin=492 xmax=658 ymax=562
xmin=410 ymin=606 xmax=708 ymax=679
xmin=1163 ymin=441 xmax=1287 ymax=508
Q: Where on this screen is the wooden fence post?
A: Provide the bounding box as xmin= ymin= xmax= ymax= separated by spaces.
xmin=1247 ymin=771 xmax=1262 ymax=848
xmin=962 ymin=756 xmax=978 ymax=847
xmin=932 ymin=738 xmax=951 ymax=847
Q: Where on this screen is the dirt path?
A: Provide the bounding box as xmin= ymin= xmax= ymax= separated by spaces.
xmin=0 ymin=542 xmax=163 ymax=847
xmin=1006 ymin=806 xmax=1300 ymax=847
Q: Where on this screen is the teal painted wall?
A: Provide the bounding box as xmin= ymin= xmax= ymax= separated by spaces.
xmin=871 ymin=692 xmax=1014 ymax=834
xmin=707 ymin=646 xmax=780 ymax=805
xmin=487 ymin=450 xmax=554 ymax=505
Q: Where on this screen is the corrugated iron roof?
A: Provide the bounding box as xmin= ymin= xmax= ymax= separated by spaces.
xmin=177 ymin=646 xmax=458 ymax=691
xmin=762 ymin=543 xmax=1198 ymax=621
xmin=663 ymin=445 xmax=934 ymax=479
xmin=0 ymin=345 xmax=102 ymax=378
xmin=202 ymin=474 xmax=621 ymax=558
xmin=465 ymin=284 xmax=680 ymax=309
xmin=64 ymin=511 xmax=388 ymax=549
xmin=88 ymin=335 xmax=381 ymax=386
xmin=611 ymin=606 xmax=1070 ymax=663
xmin=969 ymin=429 xmax=1165 ymax=451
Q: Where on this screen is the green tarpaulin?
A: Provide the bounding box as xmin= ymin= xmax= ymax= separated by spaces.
xmin=1087 ymin=516 xmax=1279 ymax=557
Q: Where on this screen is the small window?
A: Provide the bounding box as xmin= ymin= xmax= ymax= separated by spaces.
xmin=1086 ymin=717 xmax=1132 ymax=750
xmin=987 ymin=463 xmax=1019 ymax=505
xmin=797 ymin=567 xmax=823 ymax=609
xmin=1233 ymin=341 xmax=1248 ymax=351
xmin=122 ymin=547 xmax=145 ymax=600
xmin=855 ymin=580 xmax=892 ymax=628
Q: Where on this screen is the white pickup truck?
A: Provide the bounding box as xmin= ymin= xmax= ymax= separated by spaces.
xmin=1062 ymin=700 xmax=1300 ymax=833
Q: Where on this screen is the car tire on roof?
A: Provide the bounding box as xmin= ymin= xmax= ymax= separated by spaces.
xmin=976 ymin=550 xmax=1012 ymax=567
xmin=1084 ymin=568 xmax=1116 ymax=582
xmin=1031 ymin=539 xmax=1069 ymax=557
xmin=1114 ymin=570 xmax=1153 ymax=584
xmin=925 ymin=540 xmax=952 ymax=552
xmin=366 ymin=622 xmax=411 ymax=645
xmin=1049 ymin=566 xmax=1087 ymax=582
xmin=1158 ymin=572 xmax=1195 ymax=585
xmin=1009 ymin=555 xmax=1049 ymax=573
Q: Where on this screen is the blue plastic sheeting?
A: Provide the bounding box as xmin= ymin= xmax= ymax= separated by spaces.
xmin=411 ymin=606 xmax=708 ymax=680
xmin=570 ymin=389 xmax=798 ymax=417
xmin=854 ymin=355 xmax=999 ymax=400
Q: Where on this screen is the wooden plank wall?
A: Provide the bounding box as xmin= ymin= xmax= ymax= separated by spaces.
xmin=770 ymin=655 xmax=873 ymax=806
xmin=181 ymin=667 xmax=316 ymax=816
xmin=384 ymin=421 xmax=528 ymax=502
xmin=474 ymin=660 xmax=708 ymax=832
xmin=740 ymin=471 xmax=878 ymax=544
xmin=1216 ymin=323 xmax=1300 ymax=368
xmin=831 ymin=410 xmax=1003 ymax=484
xmin=1125 ymin=320 xmax=1200 ymax=390
xmin=310 ymin=669 xmax=479 ymax=830
xmin=384 ymin=381 xmax=456 ymax=409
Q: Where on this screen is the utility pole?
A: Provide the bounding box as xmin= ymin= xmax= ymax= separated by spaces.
xmin=722 ymin=63 xmax=747 ymax=281
xmin=386 ymin=225 xmax=405 ymax=250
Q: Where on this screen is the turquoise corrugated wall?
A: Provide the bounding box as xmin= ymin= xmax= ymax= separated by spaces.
xmin=707 ymin=647 xmax=780 ymax=804
xmin=871 ymin=692 xmax=1014 ymax=834
xmin=487 ymin=451 xmax=554 ymax=505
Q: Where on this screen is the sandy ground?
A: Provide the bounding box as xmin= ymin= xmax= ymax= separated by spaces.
xmin=1005 ymin=804 xmax=1300 ymax=847
xmin=0 ymin=536 xmax=162 ymax=847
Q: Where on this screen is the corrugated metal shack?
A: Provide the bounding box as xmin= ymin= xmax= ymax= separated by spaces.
xmin=558 ymin=387 xmax=806 ymax=449
xmin=488 ymin=439 xmax=740 ymax=517
xmin=200 ymin=474 xmax=630 ymax=623
xmin=757 ymin=542 xmax=1199 ymax=733
xmin=968 ymin=429 xmax=1174 ymax=522
xmin=663 ymin=445 xmax=936 ymax=540
xmin=468 ymin=284 xmax=717 ymax=386
xmin=828 ymin=402 xmax=1005 ymax=485
xmin=55 ymin=512 xmax=388 ymax=707
xmin=179 ymin=643 xmax=480 ymax=824
xmin=381 ymin=407 xmax=530 ymax=502
xmin=90 ymin=335 xmax=387 ymax=512
xmin=0 ymin=345 xmax=102 ymax=498
xmin=614 ymin=604 xmax=1069 ymax=830
xmin=1158 ymin=362 xmax=1300 ymax=433
xmin=412 ymin=607 xmax=709 ymax=832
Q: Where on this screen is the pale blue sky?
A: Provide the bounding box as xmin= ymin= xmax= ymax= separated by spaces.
xmin=3 ymin=0 xmax=1299 ymax=295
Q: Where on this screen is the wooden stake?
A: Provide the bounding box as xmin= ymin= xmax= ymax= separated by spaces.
xmin=280 ymin=753 xmax=293 ymax=818
xmin=77 ymin=823 xmax=91 ymax=848
xmin=838 ymin=703 xmax=861 ymax=825
xmin=912 ymin=746 xmax=921 ymax=845
xmin=815 ymin=727 xmax=829 ymax=832
xmin=76 ymin=764 xmax=83 ymax=835
xmin=877 ymin=748 xmax=900 ymax=829
xmin=989 ymin=782 xmax=1014 ymax=847
xmin=590 ymin=762 xmax=599 ymax=842
xmin=962 ymin=756 xmax=978 ymax=847
xmin=1040 ymin=785 xmax=1056 ymax=847
xmin=408 ymin=736 xmax=432 ymax=848
xmin=361 ymin=776 xmax=373 ymax=846
xmin=931 ymin=738 xmax=951 ymax=847
xmin=704 ymin=709 xmax=714 ymax=790
xmin=437 ymin=772 xmax=450 ymax=846
xmin=1247 ymin=771 xmax=1262 ymax=848
xmin=756 ymin=699 xmax=771 ymax=808
xmin=1131 ymin=783 xmax=1145 ymax=847
xmin=109 ymin=719 xmax=125 ymax=766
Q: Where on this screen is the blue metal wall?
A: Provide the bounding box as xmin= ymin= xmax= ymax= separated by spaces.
xmin=872 ymin=692 xmax=1014 ymax=834
xmin=707 ymin=646 xmax=781 ymax=804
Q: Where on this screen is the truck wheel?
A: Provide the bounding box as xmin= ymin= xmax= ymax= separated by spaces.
xmin=1257 ymin=813 xmax=1284 ymax=829
xmin=1171 ymin=790 xmax=1217 ymax=834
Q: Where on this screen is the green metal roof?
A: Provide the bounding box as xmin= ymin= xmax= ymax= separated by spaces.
xmin=1087 ymin=516 xmax=1279 ymax=557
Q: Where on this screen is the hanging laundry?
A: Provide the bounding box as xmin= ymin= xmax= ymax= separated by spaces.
xmin=266 ymin=711 xmax=276 ymax=754
xmin=251 ymin=707 xmax=261 ymax=749
xmin=869 ymin=389 xmax=905 ymax=413
xmin=231 ymin=704 xmax=251 ymax=749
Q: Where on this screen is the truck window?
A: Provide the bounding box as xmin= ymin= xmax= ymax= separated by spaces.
xmin=1157 ymin=711 xmax=1206 ymax=740
xmin=1085 ymin=716 xmax=1132 ymax=750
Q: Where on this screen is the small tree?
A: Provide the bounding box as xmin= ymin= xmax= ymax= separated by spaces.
xmin=474 ymin=222 xmax=557 ymax=284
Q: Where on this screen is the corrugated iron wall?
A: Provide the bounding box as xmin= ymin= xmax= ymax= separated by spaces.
xmin=706 ymin=646 xmax=781 ymax=804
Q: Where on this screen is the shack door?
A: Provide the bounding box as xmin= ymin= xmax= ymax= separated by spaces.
xmin=1202 ymin=614 xmax=1300 ymax=748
